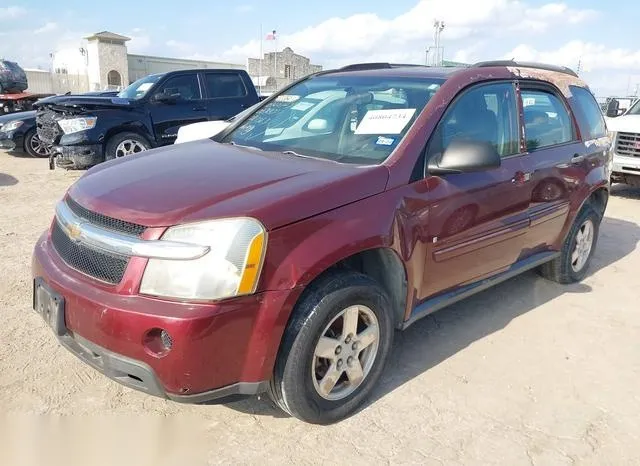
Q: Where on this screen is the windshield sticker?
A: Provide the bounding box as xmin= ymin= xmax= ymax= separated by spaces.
xmin=137 ymin=82 xmax=154 ymax=92
xmin=375 ymin=136 xmax=395 ymax=146
xmin=275 ymin=95 xmax=300 ymax=103
xmin=354 ymin=109 xmax=416 ymax=135
xmin=292 ymin=101 xmax=314 ymax=111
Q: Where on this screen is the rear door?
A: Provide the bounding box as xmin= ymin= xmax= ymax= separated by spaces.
xmin=202 ymin=71 xmax=254 ymax=121
xmin=519 ymin=83 xmax=584 ymax=250
xmin=149 ymin=72 xmax=208 ymax=145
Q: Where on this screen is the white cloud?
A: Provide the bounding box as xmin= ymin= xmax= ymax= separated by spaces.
xmin=220 ymin=0 xmax=598 ymax=66
xmin=127 ymin=30 xmax=151 ymax=54
xmin=34 ymin=22 xmax=58 ymax=34
xmin=0 ymin=6 xmax=26 ymax=20
xmin=505 ymin=41 xmax=640 ymax=72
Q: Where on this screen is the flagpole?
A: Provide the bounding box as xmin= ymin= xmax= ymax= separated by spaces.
xmin=273 ymin=30 xmax=277 ymax=91
xmin=259 ymin=23 xmax=263 ymax=95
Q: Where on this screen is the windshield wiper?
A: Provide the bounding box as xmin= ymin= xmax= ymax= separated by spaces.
xmin=229 ymin=141 xmax=262 ymax=151
xmin=281 ymin=150 xmax=314 ymax=159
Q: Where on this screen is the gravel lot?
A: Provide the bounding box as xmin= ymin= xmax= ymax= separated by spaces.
xmin=1 ymin=149 xmax=640 ymax=466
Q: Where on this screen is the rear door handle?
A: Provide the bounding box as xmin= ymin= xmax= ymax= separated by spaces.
xmin=192 ymin=106 xmax=207 ymax=112
xmin=571 ymin=154 xmax=585 ymax=164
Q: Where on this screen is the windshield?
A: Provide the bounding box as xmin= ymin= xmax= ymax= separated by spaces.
xmin=118 ymin=74 xmax=164 ymax=100
xmin=626 ymin=99 xmax=640 ymax=115
xmin=222 ymin=74 xmax=443 ymax=164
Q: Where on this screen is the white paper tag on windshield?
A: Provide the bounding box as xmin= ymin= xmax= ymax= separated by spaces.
xmin=137 ymin=82 xmax=154 ymax=92
xmin=354 ymin=109 xmax=416 ymax=135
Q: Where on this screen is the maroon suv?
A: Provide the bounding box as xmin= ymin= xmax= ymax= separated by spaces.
xmin=32 ymin=61 xmax=611 ymax=424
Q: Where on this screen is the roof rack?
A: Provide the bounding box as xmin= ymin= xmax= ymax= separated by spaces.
xmin=472 ymin=60 xmax=578 ymax=78
xmin=336 ymin=62 xmax=426 ymax=72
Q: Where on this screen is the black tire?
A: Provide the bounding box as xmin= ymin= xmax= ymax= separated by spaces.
xmin=538 ymin=204 xmax=601 ymax=284
xmin=24 ymin=129 xmax=51 ymax=158
xmin=268 ymin=271 xmax=394 ymax=425
xmin=104 ymin=132 xmax=150 ymax=161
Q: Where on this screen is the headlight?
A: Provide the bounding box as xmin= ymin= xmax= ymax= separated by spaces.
xmin=140 ymin=218 xmax=267 ymax=300
xmin=2 ymin=120 xmax=23 ymax=132
xmin=58 ymin=116 xmax=97 ymax=135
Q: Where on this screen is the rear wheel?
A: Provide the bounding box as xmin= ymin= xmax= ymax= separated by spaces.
xmin=268 ymin=271 xmax=394 ymax=424
xmin=104 ymin=132 xmax=150 ymax=161
xmin=24 ymin=129 xmax=51 ymax=158
xmin=539 ymin=204 xmax=601 ymax=284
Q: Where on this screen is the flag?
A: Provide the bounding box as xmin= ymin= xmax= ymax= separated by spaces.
xmin=265 ymin=30 xmax=276 ymax=41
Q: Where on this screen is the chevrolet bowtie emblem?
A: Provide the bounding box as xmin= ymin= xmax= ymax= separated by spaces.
xmin=67 ymin=223 xmax=82 ymax=242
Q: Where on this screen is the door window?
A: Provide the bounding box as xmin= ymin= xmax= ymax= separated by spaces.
xmin=428 ymin=82 xmax=520 ymax=159
xmin=521 ymin=89 xmax=574 ymax=151
xmin=570 ymin=86 xmax=607 ymax=140
xmin=205 ymin=73 xmax=247 ymax=98
xmin=156 ymin=74 xmax=201 ymax=101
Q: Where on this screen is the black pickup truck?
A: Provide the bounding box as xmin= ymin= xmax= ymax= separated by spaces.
xmin=35 ymin=69 xmax=260 ymax=169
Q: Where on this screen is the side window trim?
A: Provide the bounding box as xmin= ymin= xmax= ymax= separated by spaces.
xmin=519 ymin=80 xmax=580 ymax=152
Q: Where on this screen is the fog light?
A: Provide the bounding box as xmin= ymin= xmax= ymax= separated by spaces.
xmin=143 ymin=328 xmax=173 ymax=357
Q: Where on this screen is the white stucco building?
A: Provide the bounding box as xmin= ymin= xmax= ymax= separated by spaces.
xmin=31 ymin=31 xmax=244 ymax=94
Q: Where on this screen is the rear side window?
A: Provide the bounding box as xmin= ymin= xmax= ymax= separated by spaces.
xmin=570 ymin=86 xmax=607 ymax=140
xmin=428 ymin=82 xmax=520 ymax=158
xmin=205 ymin=73 xmax=247 ymax=98
xmin=521 ymin=89 xmax=574 ymax=151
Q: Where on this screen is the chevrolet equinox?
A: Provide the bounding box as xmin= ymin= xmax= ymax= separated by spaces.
xmin=32 ymin=61 xmax=611 ymax=424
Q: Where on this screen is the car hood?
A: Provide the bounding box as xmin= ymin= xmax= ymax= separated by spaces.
xmin=68 ymin=139 xmax=389 ymax=230
xmin=35 ymin=95 xmax=134 ymax=111
xmin=0 ymin=110 xmax=35 ymax=124
xmin=606 ymin=114 xmax=640 ymax=133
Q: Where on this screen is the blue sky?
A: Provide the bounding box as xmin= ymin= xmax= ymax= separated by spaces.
xmin=1 ymin=1 xmax=638 ymax=96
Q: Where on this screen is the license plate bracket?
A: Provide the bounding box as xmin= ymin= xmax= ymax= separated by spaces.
xmin=33 ymin=278 xmax=66 ymax=336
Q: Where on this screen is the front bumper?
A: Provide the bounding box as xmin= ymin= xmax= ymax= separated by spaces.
xmin=32 ymin=230 xmax=292 ymax=402
xmin=0 ymin=130 xmax=23 ymax=152
xmin=51 ymin=143 xmax=103 ymax=169
xmin=611 ymin=153 xmax=640 ymax=185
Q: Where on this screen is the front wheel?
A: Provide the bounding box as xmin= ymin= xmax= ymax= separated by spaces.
xmin=24 ymin=129 xmax=52 ymax=158
xmin=539 ymin=204 xmax=601 ymax=284
xmin=269 ymin=271 xmax=394 ymax=424
xmin=104 ymin=132 xmax=150 ymax=161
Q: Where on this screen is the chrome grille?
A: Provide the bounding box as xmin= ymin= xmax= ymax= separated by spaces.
xmin=51 ymin=221 xmax=129 ymax=284
xmin=66 ymin=197 xmax=146 ymax=237
xmin=615 ymin=132 xmax=640 ymax=157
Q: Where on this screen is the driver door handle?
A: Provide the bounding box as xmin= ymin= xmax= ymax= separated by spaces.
xmin=192 ymin=106 xmax=207 ymax=112
xmin=571 ymin=154 xmax=585 ymax=164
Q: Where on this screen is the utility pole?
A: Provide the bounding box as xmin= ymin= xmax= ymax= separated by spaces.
xmin=433 ymin=20 xmax=445 ymax=66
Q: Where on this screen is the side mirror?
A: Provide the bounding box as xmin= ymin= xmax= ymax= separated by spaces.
xmin=428 ymin=140 xmax=501 ymax=175
xmin=606 ymin=99 xmax=620 ymax=118
xmin=307 ymin=118 xmax=328 ymax=132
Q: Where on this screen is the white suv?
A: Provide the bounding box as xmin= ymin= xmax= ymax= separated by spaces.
xmin=606 ymin=99 xmax=640 ymax=187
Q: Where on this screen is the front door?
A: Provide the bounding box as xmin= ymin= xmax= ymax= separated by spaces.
xmin=420 ymin=81 xmax=532 ymax=299
xmin=149 ymin=72 xmax=208 ymax=145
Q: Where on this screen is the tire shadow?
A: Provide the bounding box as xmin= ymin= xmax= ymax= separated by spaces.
xmin=227 ymin=215 xmax=640 ymax=420
xmin=610 ymin=183 xmax=640 ymax=200
xmin=0 ymin=173 xmax=18 ymax=186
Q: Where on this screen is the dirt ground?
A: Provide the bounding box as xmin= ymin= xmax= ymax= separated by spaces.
xmin=1 ymin=150 xmax=639 ymax=466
